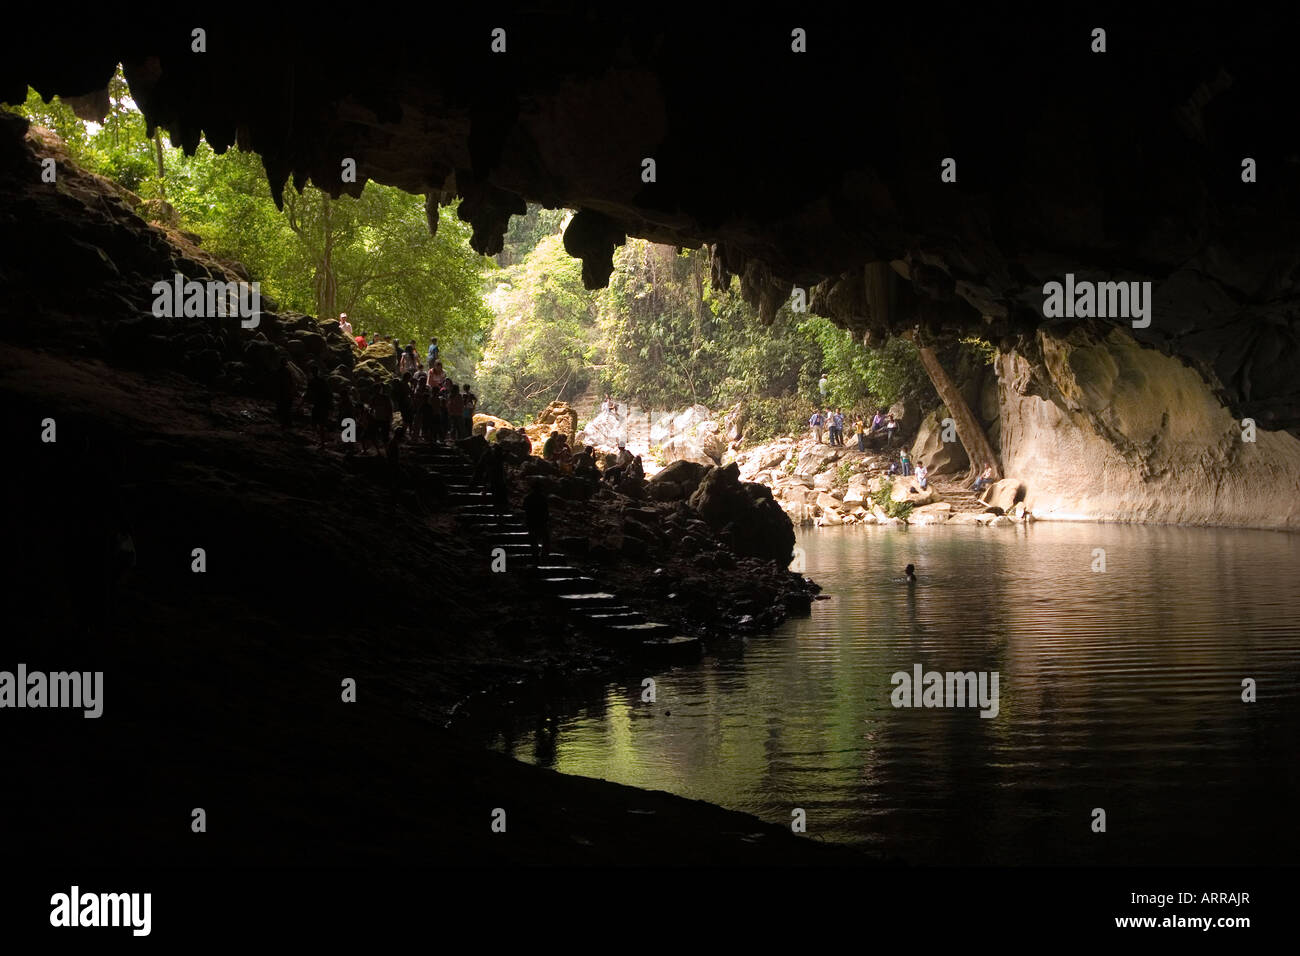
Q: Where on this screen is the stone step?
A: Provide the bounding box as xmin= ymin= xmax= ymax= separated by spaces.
xmin=539 ymin=575 xmax=599 ymax=590
xmin=460 ymin=522 xmax=528 ymax=534
xmin=637 ymin=635 xmax=703 ymax=665
xmin=606 ymin=621 xmax=675 ymax=639
xmin=534 ymin=566 xmax=586 ymax=578
xmin=485 ymin=535 xmax=533 ymax=546
xmin=555 ymin=592 xmax=622 ymax=608
xmin=576 ymin=610 xmax=645 ymax=627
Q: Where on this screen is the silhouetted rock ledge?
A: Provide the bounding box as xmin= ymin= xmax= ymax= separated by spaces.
xmin=2 ymin=347 xmax=861 ymax=866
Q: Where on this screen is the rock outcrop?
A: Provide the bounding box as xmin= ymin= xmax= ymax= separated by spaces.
xmin=998 ymin=326 xmax=1300 ymax=529
xmin=911 ymin=408 xmax=969 ymax=476
xmin=687 ymin=463 xmax=794 ymax=562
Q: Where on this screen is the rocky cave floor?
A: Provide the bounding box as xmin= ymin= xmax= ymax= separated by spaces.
xmin=1 ymin=343 xmax=869 ymax=865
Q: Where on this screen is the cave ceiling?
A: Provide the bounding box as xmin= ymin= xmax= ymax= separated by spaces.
xmin=3 ymin=8 xmax=1299 ymax=430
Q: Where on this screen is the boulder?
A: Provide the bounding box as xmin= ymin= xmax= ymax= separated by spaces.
xmin=577 ymin=408 xmax=626 ymax=451
xmin=888 ymin=398 xmax=922 ymax=435
xmin=648 ymin=480 xmax=684 ymax=502
xmin=360 ymin=341 xmax=399 ymax=371
xmin=522 ymin=422 xmax=556 ymax=449
xmin=723 ymin=402 xmax=747 ymax=442
xmin=651 ymin=404 xmax=711 ymax=444
xmin=815 ymin=491 xmax=844 ymax=512
xmin=910 ymin=510 xmax=948 ymax=526
xmin=843 ymin=473 xmax=872 ymax=505
xmin=794 ymin=441 xmax=841 ymax=477
xmin=910 ymin=407 xmax=970 ymax=476
xmin=981 ymin=478 xmax=1027 ymax=513
xmin=890 ymin=479 xmax=937 ymax=507
xmin=532 ymin=400 xmax=576 ymax=435
xmin=812 ymin=471 xmax=837 ymax=491
xmin=474 ymin=414 xmax=512 ymax=437
xmin=914 ymin=501 xmax=953 ymax=513
xmin=660 ymin=434 xmax=715 ymax=466
xmin=695 ymin=421 xmax=726 ymax=463
xmin=650 ymin=460 xmax=710 ymax=497
xmin=738 ymin=440 xmax=794 ymax=480
xmin=687 ymin=462 xmax=794 ymax=562
xmin=495 ymin=429 xmax=532 ymax=460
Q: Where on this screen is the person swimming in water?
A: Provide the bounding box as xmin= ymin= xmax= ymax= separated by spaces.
xmin=895 ymin=563 xmax=916 ymax=583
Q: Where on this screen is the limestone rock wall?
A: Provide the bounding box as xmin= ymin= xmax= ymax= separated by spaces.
xmin=998 ymin=326 xmax=1300 ymax=529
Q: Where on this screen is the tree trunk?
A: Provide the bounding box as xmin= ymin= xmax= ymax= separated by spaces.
xmin=152 ymin=129 xmax=165 ymax=196
xmin=909 ymin=335 xmax=1001 ymax=480
xmin=314 ymin=199 xmax=336 ymax=319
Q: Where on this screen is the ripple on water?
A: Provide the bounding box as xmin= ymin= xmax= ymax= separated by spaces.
xmin=481 ymin=523 xmax=1300 ymax=864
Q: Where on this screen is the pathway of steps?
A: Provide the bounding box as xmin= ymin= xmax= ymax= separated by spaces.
xmin=408 ymin=442 xmax=701 ymax=668
xmin=930 ymin=478 xmax=990 ymax=515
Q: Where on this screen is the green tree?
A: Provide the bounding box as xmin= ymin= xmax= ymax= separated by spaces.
xmin=477 ymin=232 xmax=599 ymax=421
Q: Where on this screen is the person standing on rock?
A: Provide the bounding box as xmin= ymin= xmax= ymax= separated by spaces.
xmin=427 ymin=337 xmax=439 ymax=366
xmin=399 ymin=344 xmax=419 ymax=377
xmin=809 ymin=409 xmax=824 ymax=444
xmin=523 ymin=479 xmax=551 ymax=565
xmin=899 ymin=447 xmax=912 ymax=477
xmin=338 ymin=312 xmax=353 ymax=338
xmin=446 ymin=383 xmax=464 ymax=441
xmin=462 ymin=383 xmax=477 ymax=437
xmin=916 ymin=461 xmax=929 ymax=490
xmin=832 ymin=409 xmax=845 ymax=446
xmin=427 ymin=360 xmax=445 ymax=390
xmin=854 ymin=414 xmax=866 ymax=451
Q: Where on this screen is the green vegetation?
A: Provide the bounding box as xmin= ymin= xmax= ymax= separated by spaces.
xmin=478 ymin=222 xmax=930 ymax=431
xmin=10 ymin=73 xmax=495 ymax=380
xmin=874 ymin=477 xmax=915 ymax=521
xmin=11 ymin=74 xmax=937 ymax=431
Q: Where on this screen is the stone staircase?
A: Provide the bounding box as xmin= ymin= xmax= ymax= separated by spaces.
xmin=931 ymin=478 xmax=989 ymax=515
xmin=410 ymin=441 xmax=701 ymax=667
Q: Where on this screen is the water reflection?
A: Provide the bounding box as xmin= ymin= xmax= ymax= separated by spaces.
xmin=475 ymin=523 xmax=1300 ymax=864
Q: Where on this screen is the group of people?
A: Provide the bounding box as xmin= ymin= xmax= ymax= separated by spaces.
xmin=277 ymin=321 xmax=479 ymax=460
xmin=540 ymin=429 xmax=645 ymax=488
xmin=338 ymin=313 xmax=445 ymax=376
xmin=886 ymin=448 xmax=929 ymax=489
xmin=809 ymin=408 xmax=899 ymax=451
